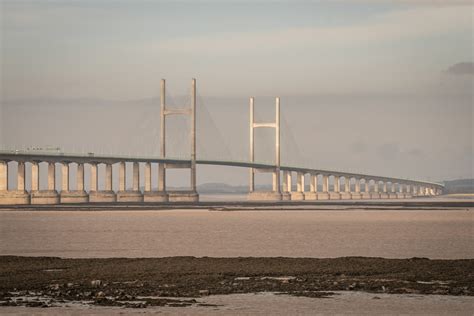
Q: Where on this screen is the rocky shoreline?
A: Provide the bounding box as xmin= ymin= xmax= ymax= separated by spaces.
xmin=0 ymin=256 xmax=472 ymax=309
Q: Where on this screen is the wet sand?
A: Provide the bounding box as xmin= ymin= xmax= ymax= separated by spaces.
xmin=1 ymin=256 xmax=473 ymax=309
xmin=1 ymin=209 xmax=472 ymax=259
xmin=1 ymin=292 xmax=473 ymax=315
xmin=1 ymin=201 xmax=472 ymax=313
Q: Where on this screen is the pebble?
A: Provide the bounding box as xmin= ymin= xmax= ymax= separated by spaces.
xmin=199 ymin=289 xmax=210 ymax=296
xmin=91 ymin=280 xmax=102 ymax=288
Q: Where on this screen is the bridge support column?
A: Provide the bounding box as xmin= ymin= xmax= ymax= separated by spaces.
xmin=362 ymin=179 xmax=371 ymax=199
xmin=0 ymin=161 xmax=7 ymax=191
xmin=17 ymin=162 xmax=26 ymax=192
xmin=31 ymin=162 xmax=59 ymax=204
xmin=17 ymin=162 xmax=30 ymax=204
xmin=62 ymin=163 xmax=88 ymax=203
xmin=92 ymin=163 xmax=117 ymax=202
xmin=117 ymin=162 xmax=143 ymax=202
xmin=59 ymin=162 xmax=72 ymax=203
xmin=404 ymin=184 xmax=412 ymax=198
xmin=370 ymin=180 xmax=381 ymax=199
xmin=305 ymin=173 xmax=318 ymax=200
xmin=419 ymin=186 xmax=424 ymax=196
xmin=379 ymin=182 xmax=389 ymax=199
xmin=62 ymin=163 xmax=69 ymax=192
xmin=329 ymin=176 xmax=341 ymax=200
xmin=144 ymin=162 xmax=168 ymax=202
xmin=291 ymin=172 xmax=305 ymax=200
xmin=31 ymin=162 xmax=39 ymax=191
xmin=351 ymin=178 xmax=362 ymax=199
xmin=0 ymin=161 xmax=30 ymax=204
xmin=340 ymin=177 xmax=352 ymax=200
xmin=317 ymin=175 xmax=330 ymax=200
xmin=388 ymin=183 xmax=397 ymax=199
xmin=144 ymin=162 xmax=151 ymax=192
xmin=281 ymin=171 xmax=291 ymax=200
xmin=89 ymin=163 xmax=116 ymax=202
xmin=396 ymin=183 xmax=405 ymax=199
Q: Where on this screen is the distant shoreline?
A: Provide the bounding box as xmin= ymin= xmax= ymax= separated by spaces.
xmin=0 ymin=198 xmax=472 ymax=212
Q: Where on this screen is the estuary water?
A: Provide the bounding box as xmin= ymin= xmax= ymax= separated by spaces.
xmin=1 ymin=292 xmax=473 ymax=315
xmin=0 ymin=209 xmax=472 ymax=259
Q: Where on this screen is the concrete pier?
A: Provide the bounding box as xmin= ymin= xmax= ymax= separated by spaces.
xmin=340 ymin=177 xmax=352 ymax=199
xmin=168 ymin=190 xmax=199 ymax=202
xmin=143 ymin=162 xmax=168 ymax=202
xmin=31 ymin=162 xmax=59 ymax=204
xmin=281 ymin=171 xmax=292 ymax=200
xmin=60 ymin=163 xmax=88 ymax=203
xmin=329 ymin=176 xmax=341 ymax=200
xmin=89 ymin=163 xmax=116 ymax=203
xmin=361 ymin=179 xmax=371 ymax=199
xmin=0 ymin=161 xmax=30 ymax=205
xmin=396 ymin=183 xmax=405 ymax=199
xmin=117 ymin=162 xmax=143 ymax=202
xmin=370 ymin=180 xmax=381 ymax=199
xmin=388 ymin=183 xmax=397 ymax=199
xmin=351 ymin=178 xmax=362 ymax=199
xmin=304 ymin=173 xmax=318 ymax=200
xmin=291 ymin=172 xmax=305 ymax=200
xmin=0 ymin=161 xmax=7 ymax=191
xmin=317 ymin=175 xmax=330 ymax=200
xmin=379 ymin=182 xmax=389 ymax=199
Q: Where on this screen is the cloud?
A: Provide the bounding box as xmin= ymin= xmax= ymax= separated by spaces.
xmin=154 ymin=5 xmax=471 ymax=56
xmin=445 ymin=62 xmax=474 ymax=75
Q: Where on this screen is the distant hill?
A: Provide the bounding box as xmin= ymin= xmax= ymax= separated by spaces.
xmin=197 ymin=183 xmax=248 ymax=193
xmin=443 ymin=179 xmax=474 ymax=194
xmin=140 ymin=179 xmax=474 ymax=195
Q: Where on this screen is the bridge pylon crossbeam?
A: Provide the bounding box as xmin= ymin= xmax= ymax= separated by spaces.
xmin=248 ymin=97 xmax=282 ymax=201
xmin=158 ymin=78 xmax=198 ymax=202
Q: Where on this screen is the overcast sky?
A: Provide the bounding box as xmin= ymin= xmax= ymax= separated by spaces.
xmin=0 ymin=1 xmax=472 ymax=186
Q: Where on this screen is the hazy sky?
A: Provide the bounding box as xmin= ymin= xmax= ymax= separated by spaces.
xmin=1 ymin=1 xmax=472 ymax=99
xmin=0 ymin=1 xmax=472 ymax=186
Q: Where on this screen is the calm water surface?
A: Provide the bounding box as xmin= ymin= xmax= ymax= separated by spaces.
xmin=1 ymin=292 xmax=473 ymax=315
xmin=0 ymin=209 xmax=472 ymax=259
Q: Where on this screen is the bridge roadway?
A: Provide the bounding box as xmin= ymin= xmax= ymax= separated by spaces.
xmin=0 ymin=151 xmax=443 ymax=205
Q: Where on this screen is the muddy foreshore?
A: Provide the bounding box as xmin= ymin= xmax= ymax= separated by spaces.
xmin=0 ymin=256 xmax=472 ymax=308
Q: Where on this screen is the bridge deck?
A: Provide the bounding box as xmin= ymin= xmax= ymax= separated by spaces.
xmin=0 ymin=151 xmax=443 ymax=187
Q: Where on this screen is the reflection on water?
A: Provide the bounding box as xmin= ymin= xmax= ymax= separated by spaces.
xmin=1 ymin=292 xmax=473 ymax=315
xmin=0 ymin=210 xmax=472 ymax=259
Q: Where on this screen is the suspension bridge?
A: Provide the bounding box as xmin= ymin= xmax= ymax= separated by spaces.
xmin=0 ymin=79 xmax=443 ymax=205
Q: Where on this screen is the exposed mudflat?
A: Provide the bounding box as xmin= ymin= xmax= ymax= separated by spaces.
xmin=0 ymin=196 xmax=472 ymax=212
xmin=0 ymin=256 xmax=472 ymax=309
